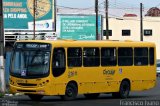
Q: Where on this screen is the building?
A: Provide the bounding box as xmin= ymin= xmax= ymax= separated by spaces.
xmin=103 ymin=16 xmax=160 ymax=59
xmin=123 ymin=13 xmax=137 ymax=17
xmin=145 ymin=7 xmax=160 ymax=17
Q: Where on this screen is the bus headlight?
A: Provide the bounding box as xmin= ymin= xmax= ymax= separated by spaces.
xmin=38 ymin=83 xmax=43 ymax=87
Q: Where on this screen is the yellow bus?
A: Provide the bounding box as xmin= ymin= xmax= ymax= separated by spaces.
xmin=9 ymin=40 xmax=156 ymax=101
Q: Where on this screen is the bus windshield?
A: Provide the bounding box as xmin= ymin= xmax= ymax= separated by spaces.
xmin=10 ymin=43 xmax=51 ymax=78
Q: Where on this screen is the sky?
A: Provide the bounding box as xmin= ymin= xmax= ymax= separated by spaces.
xmin=57 ymin=0 xmax=160 ymax=8
xmin=57 ymin=0 xmax=160 ymax=16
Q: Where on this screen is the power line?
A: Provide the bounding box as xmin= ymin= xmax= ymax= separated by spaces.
xmin=97 ymin=9 xmax=160 ymax=23
xmin=57 ymin=1 xmax=105 ymax=10
xmin=109 ymin=7 xmax=149 ymax=10
xmin=109 ymin=1 xmax=139 ymax=9
xmin=29 ymin=0 xmax=160 ymax=20
xmin=57 ymin=5 xmax=94 ymax=10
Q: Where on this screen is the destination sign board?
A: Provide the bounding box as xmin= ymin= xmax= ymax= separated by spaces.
xmin=15 ymin=43 xmax=51 ymax=50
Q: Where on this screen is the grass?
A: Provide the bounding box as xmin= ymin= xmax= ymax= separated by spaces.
xmin=0 ymin=92 xmax=4 ymax=98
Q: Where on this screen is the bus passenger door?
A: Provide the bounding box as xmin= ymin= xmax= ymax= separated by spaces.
xmin=52 ymin=48 xmax=67 ymax=95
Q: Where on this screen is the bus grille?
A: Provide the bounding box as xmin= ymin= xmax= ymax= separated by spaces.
xmin=17 ymin=83 xmax=37 ymax=87
xmin=17 ymin=90 xmax=36 ymax=92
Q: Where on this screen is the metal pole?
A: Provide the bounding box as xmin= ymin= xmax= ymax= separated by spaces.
xmin=105 ymin=0 xmax=109 ymax=40
xmin=140 ymin=3 xmax=143 ymax=41
xmin=54 ymin=0 xmax=56 ymax=32
xmin=33 ymin=0 xmax=36 ymax=40
xmin=0 ymin=0 xmax=6 ymax=93
xmin=95 ymin=0 xmax=98 ymax=40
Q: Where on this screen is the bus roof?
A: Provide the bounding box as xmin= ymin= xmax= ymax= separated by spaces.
xmin=15 ymin=40 xmax=156 ymax=48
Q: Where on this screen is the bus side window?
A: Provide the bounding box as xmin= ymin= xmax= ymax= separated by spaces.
xmin=101 ymin=47 xmax=117 ymax=66
xmin=118 ymin=48 xmax=133 ymax=66
xmin=149 ymin=48 xmax=154 ymax=65
xmin=83 ymin=48 xmax=100 ymax=67
xmin=68 ymin=48 xmax=82 ymax=67
xmin=52 ymin=48 xmax=66 ymax=77
xmin=134 ymin=48 xmax=148 ymax=66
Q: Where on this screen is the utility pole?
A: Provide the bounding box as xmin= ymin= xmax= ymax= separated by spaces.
xmin=95 ymin=0 xmax=98 ymax=40
xmin=33 ymin=0 xmax=37 ymax=40
xmin=140 ymin=3 xmax=143 ymax=41
xmin=54 ymin=0 xmax=57 ymax=32
xmin=0 ymin=0 xmax=6 ymax=93
xmin=105 ymin=0 xmax=109 ymax=40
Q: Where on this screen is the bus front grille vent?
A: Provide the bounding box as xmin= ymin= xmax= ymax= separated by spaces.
xmin=17 ymin=83 xmax=37 ymax=87
xmin=17 ymin=90 xmax=36 ymax=92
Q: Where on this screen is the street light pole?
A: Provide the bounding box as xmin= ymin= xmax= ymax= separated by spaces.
xmin=33 ymin=0 xmax=36 ymax=40
xmin=105 ymin=0 xmax=109 ymax=40
xmin=140 ymin=3 xmax=143 ymax=41
xmin=95 ymin=0 xmax=98 ymax=40
xmin=0 ymin=0 xmax=6 ymax=93
xmin=54 ymin=0 xmax=57 ymax=32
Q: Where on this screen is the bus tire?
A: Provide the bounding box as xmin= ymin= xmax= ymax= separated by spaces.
xmin=112 ymin=92 xmax=120 ymax=98
xmin=28 ymin=94 xmax=43 ymax=101
xmin=119 ymin=80 xmax=130 ymax=98
xmin=84 ymin=93 xmax=100 ymax=99
xmin=112 ymin=80 xmax=130 ymax=99
xmin=61 ymin=83 xmax=78 ymax=101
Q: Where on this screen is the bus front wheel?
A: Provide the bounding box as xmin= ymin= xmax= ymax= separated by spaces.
xmin=28 ymin=94 xmax=43 ymax=101
xmin=112 ymin=80 xmax=130 ymax=99
xmin=61 ymin=83 xmax=78 ymax=101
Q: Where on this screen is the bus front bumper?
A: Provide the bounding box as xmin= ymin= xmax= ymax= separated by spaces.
xmin=9 ymin=84 xmax=51 ymax=95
